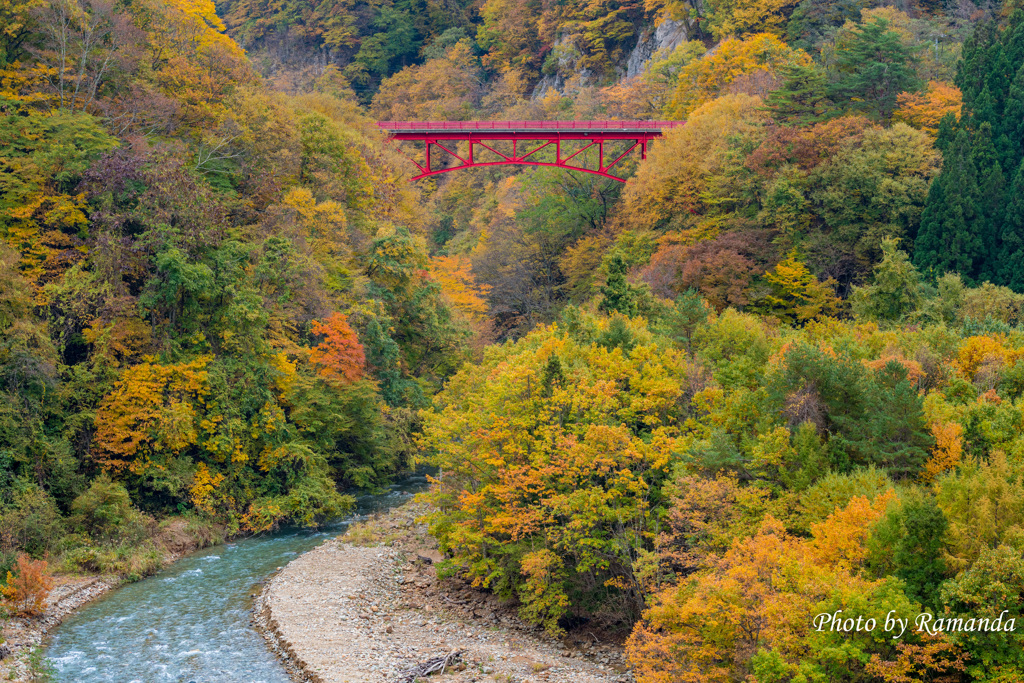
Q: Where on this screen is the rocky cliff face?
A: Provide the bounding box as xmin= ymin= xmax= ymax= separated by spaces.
xmin=531 ymin=15 xmax=689 ymax=100
xmin=625 ymin=17 xmax=689 ymax=79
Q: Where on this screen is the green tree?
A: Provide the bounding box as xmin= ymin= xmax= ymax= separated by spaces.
xmin=893 ymin=496 xmax=948 ymax=609
xmin=941 ymin=545 xmax=1024 ymax=680
xmin=352 ymin=7 xmax=420 ymax=80
xmin=764 ymin=62 xmax=831 ymax=125
xmin=851 ymin=239 xmax=923 ymax=324
xmin=828 ymin=17 xmax=923 ymax=121
xmin=913 ymin=129 xmax=984 ymax=282
xmin=972 ymin=123 xmax=1006 ymax=283
xmin=869 ymin=494 xmax=948 ymax=609
xmin=785 ymin=0 xmax=867 ymax=52
xmin=998 ymin=158 xmax=1024 ymax=291
xmin=599 ymin=253 xmax=639 ymax=317
xmin=774 ymin=344 xmax=931 ymax=477
xmin=918 ymin=12 xmax=1024 ymax=291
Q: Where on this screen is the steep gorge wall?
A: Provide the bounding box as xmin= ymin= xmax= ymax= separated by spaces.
xmin=531 ymin=15 xmax=689 ymax=100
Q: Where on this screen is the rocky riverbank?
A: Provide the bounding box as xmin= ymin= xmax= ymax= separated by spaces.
xmin=256 ymin=503 xmax=633 ymax=683
xmin=0 ymin=576 xmax=119 ymax=681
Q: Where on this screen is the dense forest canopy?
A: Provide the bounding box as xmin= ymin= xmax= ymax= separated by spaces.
xmin=4 ymin=0 xmax=1024 ymax=678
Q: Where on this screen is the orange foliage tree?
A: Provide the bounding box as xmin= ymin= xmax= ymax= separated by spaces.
xmin=626 ymin=516 xmax=922 ymax=683
xmin=893 ymin=81 xmax=963 ymax=135
xmin=309 ymin=312 xmax=365 ymax=383
xmin=2 ymin=553 xmax=54 ymax=617
xmin=865 ymin=634 xmax=970 ymax=682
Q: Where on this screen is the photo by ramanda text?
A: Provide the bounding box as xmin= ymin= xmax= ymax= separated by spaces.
xmin=813 ymin=610 xmax=1017 ymax=639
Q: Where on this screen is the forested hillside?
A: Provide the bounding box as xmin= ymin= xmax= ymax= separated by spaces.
xmin=3 ymin=0 xmax=1024 ymax=678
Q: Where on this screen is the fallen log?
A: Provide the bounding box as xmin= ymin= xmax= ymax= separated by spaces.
xmin=395 ymin=649 xmax=465 ymax=682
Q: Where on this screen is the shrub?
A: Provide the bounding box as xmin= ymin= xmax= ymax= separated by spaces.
xmin=59 ymin=543 xmax=163 ymax=578
xmin=0 ymin=486 xmax=64 ymax=557
xmin=1 ymin=554 xmax=54 ymax=617
xmin=70 ymin=475 xmax=149 ymax=545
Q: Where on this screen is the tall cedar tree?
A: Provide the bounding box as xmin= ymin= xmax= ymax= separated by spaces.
xmin=914 ymin=129 xmax=983 ymax=280
xmin=915 ymin=11 xmax=1024 ymax=287
xmin=999 ymin=159 xmax=1024 ymax=291
xmin=599 ymin=254 xmax=639 ymax=316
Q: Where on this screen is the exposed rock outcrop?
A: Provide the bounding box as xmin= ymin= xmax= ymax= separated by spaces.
xmin=625 ymin=17 xmax=690 ymax=80
xmin=532 ymin=14 xmax=690 ymax=100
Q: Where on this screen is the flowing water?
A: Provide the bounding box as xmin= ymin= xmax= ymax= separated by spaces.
xmin=45 ymin=473 xmax=431 ymax=682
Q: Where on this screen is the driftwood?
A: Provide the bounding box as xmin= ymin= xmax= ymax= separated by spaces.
xmin=395 ymin=649 xmax=465 ymax=682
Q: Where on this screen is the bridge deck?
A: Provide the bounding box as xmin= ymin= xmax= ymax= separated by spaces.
xmin=377 ymin=120 xmax=683 ymax=135
xmin=378 ymin=120 xmax=684 ymax=181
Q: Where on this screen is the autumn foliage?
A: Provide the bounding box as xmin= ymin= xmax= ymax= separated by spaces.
xmin=626 ymin=515 xmax=919 ymax=683
xmin=309 ymin=313 xmax=365 ymax=384
xmin=421 ymin=311 xmax=689 ymax=633
xmin=2 ymin=554 xmax=54 ymax=617
xmin=893 ymin=81 xmax=963 ymax=135
xmin=5 ymin=0 xmax=1024 ymax=676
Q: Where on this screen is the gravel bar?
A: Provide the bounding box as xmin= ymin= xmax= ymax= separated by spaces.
xmin=255 ymin=524 xmax=632 ymax=683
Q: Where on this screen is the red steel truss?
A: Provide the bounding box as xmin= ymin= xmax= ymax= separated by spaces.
xmin=377 ymin=120 xmax=684 ymax=182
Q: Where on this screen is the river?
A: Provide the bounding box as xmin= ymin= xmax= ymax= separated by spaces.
xmin=44 ymin=473 xmax=431 ymax=682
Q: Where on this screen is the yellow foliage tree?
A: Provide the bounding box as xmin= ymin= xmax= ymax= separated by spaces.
xmin=626 ymin=516 xmax=918 ymax=683
xmin=953 ymin=335 xmax=1017 ymax=379
xmin=935 ymin=451 xmax=1024 ymax=573
xmin=619 ymin=94 xmax=766 ymax=232
xmin=702 ymin=0 xmax=800 ymax=40
xmin=421 ymin=313 xmax=689 ymax=633
xmin=130 ymin=0 xmax=251 ymax=124
xmin=370 ymin=41 xmax=483 ymax=121
xmin=92 ymin=355 xmax=212 ymax=471
xmin=600 ymin=41 xmax=707 ymax=119
xmin=281 ymin=186 xmax=347 ymax=238
xmin=190 ymin=462 xmax=225 ymax=513
xmin=756 ymin=252 xmax=842 ymax=324
xmin=923 ymin=421 xmax=963 ymax=482
xmin=476 ymin=0 xmax=540 ymax=74
xmin=429 ymin=254 xmax=490 ymax=322
xmin=665 ymin=34 xmax=810 ymax=118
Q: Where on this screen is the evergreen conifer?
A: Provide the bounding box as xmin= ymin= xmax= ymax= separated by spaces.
xmin=764 ymin=62 xmax=831 ymax=125
xmin=914 ymin=129 xmax=983 ymax=280
xmin=998 ymin=160 xmax=1024 ymax=291
xmin=916 ymin=12 xmax=1024 ymax=289
xmin=599 ymin=254 xmax=639 ymax=316
xmin=829 ymin=17 xmax=923 ymax=120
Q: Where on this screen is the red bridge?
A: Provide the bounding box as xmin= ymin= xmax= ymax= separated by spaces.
xmin=377 ymin=120 xmax=684 ymax=182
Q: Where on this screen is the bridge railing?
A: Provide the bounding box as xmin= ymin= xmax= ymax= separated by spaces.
xmin=377 ymin=120 xmax=684 ymax=131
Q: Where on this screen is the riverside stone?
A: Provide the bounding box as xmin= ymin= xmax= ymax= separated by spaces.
xmin=254 ymin=505 xmax=631 ymax=683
